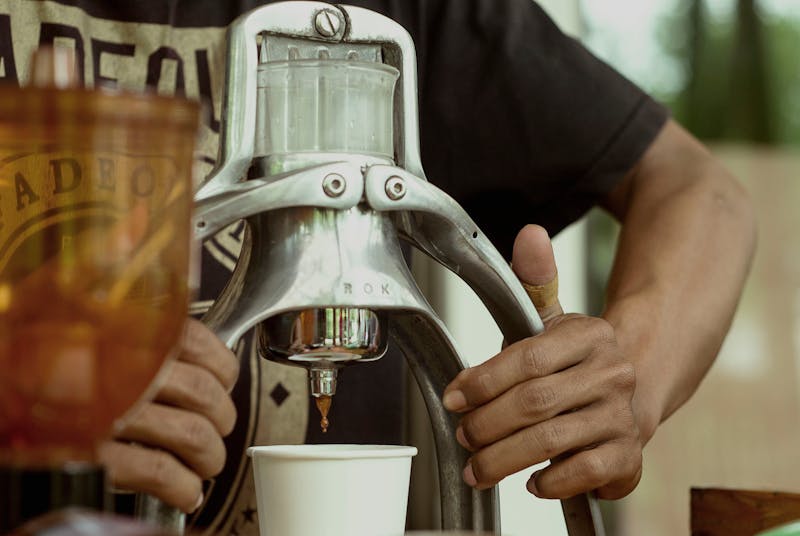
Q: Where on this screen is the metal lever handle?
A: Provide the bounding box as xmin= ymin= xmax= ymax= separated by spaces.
xmin=365 ymin=165 xmax=606 ymax=535
xmin=134 ymin=494 xmax=185 ymax=534
xmin=193 ymin=162 xmax=363 ymax=241
xmin=365 ymin=165 xmax=544 ymax=340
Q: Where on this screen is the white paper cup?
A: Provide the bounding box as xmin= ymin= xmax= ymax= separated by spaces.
xmin=247 ymin=444 xmax=418 ymax=536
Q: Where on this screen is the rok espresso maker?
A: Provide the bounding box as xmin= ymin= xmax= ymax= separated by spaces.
xmin=193 ymin=2 xmax=605 ymax=534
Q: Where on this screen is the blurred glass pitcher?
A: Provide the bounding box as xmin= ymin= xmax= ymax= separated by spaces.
xmin=0 ymin=47 xmax=199 ymax=531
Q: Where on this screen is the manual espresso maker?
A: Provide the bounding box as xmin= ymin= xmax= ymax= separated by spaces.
xmin=193 ymin=2 xmax=605 ymax=534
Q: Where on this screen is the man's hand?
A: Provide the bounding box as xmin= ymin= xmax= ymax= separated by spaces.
xmin=98 ymin=318 xmax=239 ymax=513
xmin=443 ymin=224 xmax=642 ymax=500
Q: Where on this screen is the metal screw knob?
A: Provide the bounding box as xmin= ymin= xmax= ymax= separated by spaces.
xmin=385 ymin=176 xmax=406 ymax=200
xmin=322 ymin=173 xmax=346 ymax=197
xmin=314 ymin=9 xmax=341 ymax=38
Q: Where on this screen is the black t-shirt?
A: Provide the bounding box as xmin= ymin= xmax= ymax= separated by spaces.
xmin=0 ymin=0 xmax=666 ymax=252
xmin=0 ymin=1 xmax=667 ymax=533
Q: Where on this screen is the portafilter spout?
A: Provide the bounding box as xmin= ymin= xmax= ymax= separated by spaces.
xmin=192 ymin=2 xmax=606 ymax=534
xmin=258 ymin=305 xmax=389 ymax=431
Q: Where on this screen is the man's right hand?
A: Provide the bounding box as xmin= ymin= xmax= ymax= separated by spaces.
xmin=98 ymin=318 xmax=239 ymax=513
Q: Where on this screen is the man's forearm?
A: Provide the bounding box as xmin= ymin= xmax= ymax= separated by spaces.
xmin=601 ymin=120 xmax=757 ymax=444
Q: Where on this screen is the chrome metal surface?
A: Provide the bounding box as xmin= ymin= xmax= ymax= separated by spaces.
xmin=309 ymin=367 xmax=337 ymax=397
xmin=203 ymin=205 xmax=432 ymax=346
xmin=193 ymin=161 xmax=363 ymax=241
xmin=314 ymin=8 xmax=342 ymax=38
xmin=365 ymin=164 xmax=546 ymax=339
xmin=322 ymin=173 xmax=347 ymax=198
xmin=135 ymin=494 xmax=185 ymax=534
xmin=190 ymin=2 xmax=605 ymax=534
xmin=385 ymin=176 xmax=406 ymax=200
xmin=258 ymin=307 xmax=388 ymax=363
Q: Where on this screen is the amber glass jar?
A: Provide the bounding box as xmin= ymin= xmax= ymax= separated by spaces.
xmin=0 ymin=84 xmax=199 ymax=529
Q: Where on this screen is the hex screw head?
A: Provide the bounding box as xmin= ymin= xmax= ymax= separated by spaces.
xmin=385 ymin=176 xmax=406 ymax=200
xmin=314 ymin=9 xmax=341 ymax=38
xmin=322 ymin=173 xmax=346 ymax=197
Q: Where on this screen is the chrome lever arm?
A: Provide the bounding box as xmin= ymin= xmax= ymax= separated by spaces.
xmin=365 ymin=164 xmax=605 ymax=536
xmin=193 ymin=162 xmax=363 ymax=241
xmin=364 ymin=165 xmax=544 ymax=341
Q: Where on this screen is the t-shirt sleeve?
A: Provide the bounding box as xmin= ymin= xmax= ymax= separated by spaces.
xmin=414 ymin=0 xmax=669 ymax=258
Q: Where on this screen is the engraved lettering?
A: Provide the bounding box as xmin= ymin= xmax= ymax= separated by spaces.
xmin=146 ymin=47 xmax=185 ymax=96
xmin=344 ymin=283 xmax=352 ymax=294
xmin=381 ymin=283 xmax=390 ymax=295
xmin=97 ymin=158 xmax=115 ymax=191
xmin=51 ymin=158 xmax=81 ymax=194
xmin=0 ymin=15 xmax=18 ymax=84
xmin=363 ymin=283 xmax=373 ymax=295
xmin=15 ymin=173 xmax=40 ymax=210
xmin=39 ymin=23 xmax=86 ymax=84
xmin=195 ymin=49 xmax=221 ymax=132
xmin=61 ymin=235 xmax=73 ymax=250
xmin=91 ymin=38 xmax=135 ymax=88
xmin=131 ymin=165 xmax=155 ymax=196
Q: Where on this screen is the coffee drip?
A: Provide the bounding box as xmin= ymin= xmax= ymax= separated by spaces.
xmin=315 ymin=396 xmax=332 ymax=433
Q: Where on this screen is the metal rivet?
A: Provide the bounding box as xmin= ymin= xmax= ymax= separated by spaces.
xmin=385 ymin=176 xmax=406 ymax=200
xmin=314 ymin=9 xmax=341 ymax=38
xmin=323 ymin=173 xmax=346 ymax=197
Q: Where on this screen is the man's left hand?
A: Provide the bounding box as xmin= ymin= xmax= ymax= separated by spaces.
xmin=443 ymin=224 xmax=643 ymax=500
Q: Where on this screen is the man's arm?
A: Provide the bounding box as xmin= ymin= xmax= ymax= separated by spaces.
xmin=601 ymin=118 xmax=756 ymax=446
xmin=443 ymin=118 xmax=756 ymax=499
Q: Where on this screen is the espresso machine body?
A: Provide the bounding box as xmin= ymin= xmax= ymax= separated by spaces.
xmin=193 ymin=2 xmax=605 ymax=533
